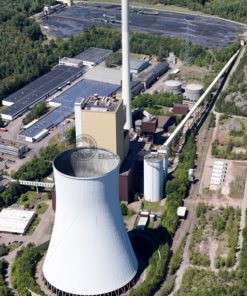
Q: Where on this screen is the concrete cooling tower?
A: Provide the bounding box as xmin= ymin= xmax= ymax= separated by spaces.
xmin=43 ymin=147 xmax=138 ymax=296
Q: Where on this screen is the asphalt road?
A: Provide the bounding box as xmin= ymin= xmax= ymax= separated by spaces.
xmin=40 ymin=2 xmax=247 ymax=48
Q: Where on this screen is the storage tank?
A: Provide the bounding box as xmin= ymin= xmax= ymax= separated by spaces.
xmin=164 ymin=80 xmax=182 ymax=94
xmin=144 ymin=153 xmax=164 ymax=202
xmin=184 ymin=83 xmax=203 ymax=101
xmin=43 ymin=147 xmax=138 ymax=296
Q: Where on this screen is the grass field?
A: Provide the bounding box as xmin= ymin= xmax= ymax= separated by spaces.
xmin=230 ymin=165 xmax=247 ymax=199
xmin=27 ymin=216 xmax=41 ymax=235
xmin=17 ymin=191 xmax=37 ymax=206
xmin=143 ymin=200 xmax=161 ymax=212
xmin=36 ymin=202 xmax=49 ymax=215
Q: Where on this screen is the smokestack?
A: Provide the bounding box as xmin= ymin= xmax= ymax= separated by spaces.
xmin=122 ymin=0 xmax=132 ymax=130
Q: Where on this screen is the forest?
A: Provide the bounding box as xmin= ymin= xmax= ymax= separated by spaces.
xmin=216 ymin=50 xmax=247 ymax=117
xmin=133 ymin=0 xmax=247 ymax=23
xmin=0 ymin=260 xmax=9 ymax=296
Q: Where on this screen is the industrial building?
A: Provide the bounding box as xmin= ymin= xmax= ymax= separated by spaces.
xmin=0 ymin=208 xmax=35 ymax=234
xmin=135 ymin=113 xmax=175 ymax=145
xmin=75 ymin=95 xmax=129 ymax=161
xmin=120 ymin=141 xmax=141 ymax=202
xmin=84 ymin=64 xmax=122 ymax=85
xmin=20 ymin=79 xmax=119 ymax=142
xmin=1 ymin=65 xmax=84 ymax=120
xmin=74 ymin=47 xmax=113 ymax=67
xmin=1 ymin=47 xmax=117 ymax=122
xmin=125 ymin=58 xmax=150 ymax=74
xmin=0 ymin=138 xmax=28 ymax=158
xmin=131 ymin=80 xmax=145 ymax=96
xmin=43 ymin=147 xmax=138 ymax=295
xmin=137 ymin=61 xmax=169 ymax=89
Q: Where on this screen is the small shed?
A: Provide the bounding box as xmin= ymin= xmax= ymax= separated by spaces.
xmin=177 ymin=206 xmax=187 ymax=218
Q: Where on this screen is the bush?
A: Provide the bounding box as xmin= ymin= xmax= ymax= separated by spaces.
xmin=121 ymin=203 xmax=128 ymax=216
xmin=129 ymin=243 xmax=170 ymax=296
xmin=11 ymin=244 xmax=45 ymax=296
xmin=161 ymin=133 xmax=196 ymax=236
xmin=0 ymin=245 xmax=8 ymax=257
xmin=22 ymin=101 xmax=48 ymax=125
xmin=196 ymin=202 xmax=208 ymax=218
xmin=169 ymin=238 xmax=186 ymax=275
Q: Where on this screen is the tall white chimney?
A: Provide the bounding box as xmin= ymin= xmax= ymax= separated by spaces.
xmin=122 ymin=0 xmax=132 ymax=130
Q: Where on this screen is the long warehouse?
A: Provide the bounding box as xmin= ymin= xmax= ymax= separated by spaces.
xmin=1 ymin=65 xmax=84 ymax=120
xmin=19 ymin=79 xmax=120 ymax=142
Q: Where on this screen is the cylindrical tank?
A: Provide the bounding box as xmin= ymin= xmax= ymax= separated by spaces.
xmin=144 ymin=153 xmax=164 ymax=202
xmin=43 ymin=148 xmax=138 ymax=296
xmin=184 ymin=83 xmax=203 ymax=101
xmin=164 ymin=80 xmax=182 ymax=94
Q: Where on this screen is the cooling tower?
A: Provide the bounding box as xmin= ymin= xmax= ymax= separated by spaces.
xmin=144 ymin=153 xmax=164 ymax=202
xmin=43 ymin=147 xmax=138 ymax=295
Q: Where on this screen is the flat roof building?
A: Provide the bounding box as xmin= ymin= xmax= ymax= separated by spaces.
xmin=84 ymin=65 xmax=122 ymax=85
xmin=137 ymin=61 xmax=169 ymax=89
xmin=0 ymin=208 xmax=35 ymax=234
xmin=74 ymin=47 xmax=113 ymax=67
xmin=1 ymin=65 xmax=84 ymax=120
xmin=0 ymin=138 xmax=28 ymax=158
xmin=123 ymin=58 xmax=149 ymax=74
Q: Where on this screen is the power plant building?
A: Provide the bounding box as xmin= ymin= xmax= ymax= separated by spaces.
xmin=75 ymin=96 xmax=129 ymax=161
xmin=43 ymin=148 xmax=138 ymax=295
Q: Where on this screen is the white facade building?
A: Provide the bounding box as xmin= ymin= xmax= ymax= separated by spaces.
xmin=0 ymin=208 xmax=35 ymax=234
xmin=43 ymin=147 xmax=138 ymax=296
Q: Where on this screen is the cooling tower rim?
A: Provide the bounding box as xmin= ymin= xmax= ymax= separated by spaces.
xmin=53 ymin=147 xmax=120 ymax=180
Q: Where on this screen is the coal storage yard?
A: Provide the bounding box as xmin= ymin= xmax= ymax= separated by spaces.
xmin=40 ymin=3 xmax=247 ymax=48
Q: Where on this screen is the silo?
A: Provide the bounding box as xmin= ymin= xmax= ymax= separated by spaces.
xmin=164 ymin=80 xmax=182 ymax=94
xmin=184 ymin=83 xmax=203 ymax=101
xmin=43 ymin=147 xmax=138 ymax=296
xmin=144 ymin=153 xmax=164 ymax=202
